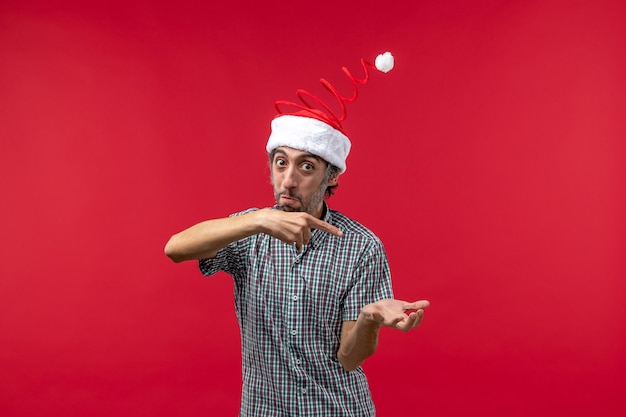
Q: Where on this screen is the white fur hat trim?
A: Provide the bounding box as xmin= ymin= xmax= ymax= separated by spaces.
xmin=266 ymin=115 xmax=352 ymax=173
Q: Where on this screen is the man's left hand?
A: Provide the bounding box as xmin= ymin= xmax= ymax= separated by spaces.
xmin=360 ymin=299 xmax=430 ymax=332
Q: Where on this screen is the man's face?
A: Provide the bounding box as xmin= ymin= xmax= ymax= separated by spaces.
xmin=270 ymin=146 xmax=337 ymax=218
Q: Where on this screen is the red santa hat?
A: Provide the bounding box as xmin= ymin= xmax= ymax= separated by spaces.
xmin=266 ymin=51 xmax=395 ymax=173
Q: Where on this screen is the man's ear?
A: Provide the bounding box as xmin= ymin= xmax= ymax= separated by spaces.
xmin=327 ymin=174 xmax=340 ymax=186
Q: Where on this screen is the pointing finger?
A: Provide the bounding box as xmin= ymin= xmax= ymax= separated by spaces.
xmin=307 ymin=216 xmax=343 ymax=237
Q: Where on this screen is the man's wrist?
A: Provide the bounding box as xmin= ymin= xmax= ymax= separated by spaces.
xmin=357 ymin=310 xmax=383 ymax=330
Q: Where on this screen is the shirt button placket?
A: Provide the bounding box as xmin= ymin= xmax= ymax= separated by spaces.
xmin=289 ymin=260 xmax=300 ymax=340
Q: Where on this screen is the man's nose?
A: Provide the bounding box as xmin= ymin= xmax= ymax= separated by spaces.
xmin=282 ymin=166 xmax=298 ymax=188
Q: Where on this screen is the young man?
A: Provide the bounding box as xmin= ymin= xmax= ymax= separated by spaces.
xmin=164 ymin=53 xmax=430 ymax=416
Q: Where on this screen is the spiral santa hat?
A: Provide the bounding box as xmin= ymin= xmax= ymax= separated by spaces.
xmin=266 ymin=51 xmax=395 ymax=173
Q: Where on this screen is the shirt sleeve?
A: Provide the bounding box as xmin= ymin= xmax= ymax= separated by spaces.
xmin=197 ymin=207 xmax=259 ymax=278
xmin=341 ymin=240 xmax=394 ymax=322
xmin=199 ymin=245 xmax=232 ymax=276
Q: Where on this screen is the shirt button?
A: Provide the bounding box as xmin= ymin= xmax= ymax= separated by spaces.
xmin=301 ymin=388 xmax=307 ymax=394
xmin=291 ymin=330 xmax=297 ymax=336
xmin=295 ymin=359 xmax=301 ymax=365
xmin=292 ymin=295 xmax=298 ymax=301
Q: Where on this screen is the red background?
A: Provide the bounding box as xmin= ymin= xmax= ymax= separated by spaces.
xmin=1 ymin=1 xmax=625 ymax=416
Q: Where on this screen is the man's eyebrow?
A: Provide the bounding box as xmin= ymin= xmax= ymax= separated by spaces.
xmin=300 ymin=152 xmax=323 ymax=162
xmin=274 ymin=149 xmax=322 ymax=162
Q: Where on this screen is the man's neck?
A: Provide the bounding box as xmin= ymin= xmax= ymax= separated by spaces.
xmin=315 ymin=201 xmax=328 ymax=220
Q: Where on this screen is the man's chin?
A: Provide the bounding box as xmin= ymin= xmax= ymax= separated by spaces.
xmin=277 ymin=204 xmax=303 ymax=213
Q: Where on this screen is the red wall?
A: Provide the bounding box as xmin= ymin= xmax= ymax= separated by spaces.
xmin=1 ymin=1 xmax=625 ymax=416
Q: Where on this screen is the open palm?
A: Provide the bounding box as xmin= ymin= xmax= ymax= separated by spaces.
xmin=361 ymin=298 xmax=430 ymax=332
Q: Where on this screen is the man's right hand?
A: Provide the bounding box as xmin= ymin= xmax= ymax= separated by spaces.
xmin=165 ymin=207 xmax=343 ymax=263
xmin=255 ymin=208 xmax=343 ymax=251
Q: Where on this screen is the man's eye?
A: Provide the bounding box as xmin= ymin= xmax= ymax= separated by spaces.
xmin=301 ymin=163 xmax=314 ymax=171
xmin=275 ymin=159 xmax=286 ymax=166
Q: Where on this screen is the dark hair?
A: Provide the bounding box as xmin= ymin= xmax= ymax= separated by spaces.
xmin=323 ymin=163 xmax=341 ymax=197
xmin=269 ymin=149 xmax=341 ymax=198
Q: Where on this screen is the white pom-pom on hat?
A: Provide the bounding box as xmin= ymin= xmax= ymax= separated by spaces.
xmin=375 ymin=51 xmax=394 ymax=73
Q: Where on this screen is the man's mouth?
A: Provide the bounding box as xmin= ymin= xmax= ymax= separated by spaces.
xmin=277 ymin=193 xmax=305 ymax=212
xmin=280 ymin=192 xmax=301 ymax=202
xmin=281 ymin=195 xmax=299 ymax=203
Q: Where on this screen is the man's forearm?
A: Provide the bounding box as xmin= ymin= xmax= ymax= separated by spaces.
xmin=164 ymin=211 xmax=261 ymax=262
xmin=337 ymin=315 xmax=381 ymax=372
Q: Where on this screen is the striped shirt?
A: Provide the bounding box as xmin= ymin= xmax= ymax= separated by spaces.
xmin=199 ymin=205 xmax=393 ymax=417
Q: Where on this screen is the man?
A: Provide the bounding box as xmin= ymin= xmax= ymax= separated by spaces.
xmin=164 ymin=53 xmax=430 ymax=416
